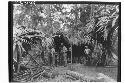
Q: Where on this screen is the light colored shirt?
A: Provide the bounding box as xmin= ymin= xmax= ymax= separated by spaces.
xmin=63 ymin=46 xmax=67 ymax=52
xmin=84 ymin=48 xmax=90 ymax=55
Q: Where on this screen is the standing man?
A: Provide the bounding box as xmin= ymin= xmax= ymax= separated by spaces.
xmin=51 ymin=48 xmax=55 ymax=66
xmin=84 ymin=46 xmax=91 ymax=65
xmin=63 ymin=46 xmax=68 ymax=66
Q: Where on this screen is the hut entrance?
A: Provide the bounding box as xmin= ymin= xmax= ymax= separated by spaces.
xmin=72 ymin=44 xmax=84 ymax=63
xmin=72 ymin=44 xmax=93 ymax=64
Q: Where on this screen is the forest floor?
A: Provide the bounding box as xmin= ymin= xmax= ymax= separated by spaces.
xmin=13 ymin=63 xmax=118 ymax=82
xmin=66 ymin=63 xmax=118 ymax=80
xmin=48 ymin=63 xmax=118 ymax=82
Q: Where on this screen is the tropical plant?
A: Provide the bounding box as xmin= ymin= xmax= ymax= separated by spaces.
xmin=13 ymin=3 xmax=119 ymax=69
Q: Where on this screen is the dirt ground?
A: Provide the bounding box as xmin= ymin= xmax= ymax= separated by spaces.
xmin=13 ymin=63 xmax=117 ymax=82
xmin=53 ymin=63 xmax=118 ymax=81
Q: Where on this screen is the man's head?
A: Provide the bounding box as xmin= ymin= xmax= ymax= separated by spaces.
xmin=85 ymin=46 xmax=88 ymax=48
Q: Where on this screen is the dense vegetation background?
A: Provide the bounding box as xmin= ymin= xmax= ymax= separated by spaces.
xmin=11 ymin=2 xmax=120 ymax=82
xmin=13 ymin=3 xmax=119 ymax=69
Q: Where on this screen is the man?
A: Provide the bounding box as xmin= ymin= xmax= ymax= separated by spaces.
xmin=51 ymin=48 xmax=56 ymax=66
xmin=84 ymin=46 xmax=91 ymax=65
xmin=63 ymin=46 xmax=68 ymax=66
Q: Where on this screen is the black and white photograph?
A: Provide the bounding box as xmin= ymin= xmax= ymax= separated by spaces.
xmin=8 ymin=1 xmax=120 ymax=82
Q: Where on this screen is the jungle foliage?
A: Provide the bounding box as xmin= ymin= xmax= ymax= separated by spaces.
xmin=13 ymin=2 xmax=119 ymax=77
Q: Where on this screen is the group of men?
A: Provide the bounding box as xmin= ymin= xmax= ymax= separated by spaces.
xmin=48 ymin=45 xmax=69 ymax=67
xmin=48 ymin=45 xmax=91 ymax=66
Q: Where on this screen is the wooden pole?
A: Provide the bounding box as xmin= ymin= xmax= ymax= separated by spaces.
xmin=71 ymin=44 xmax=72 ymax=64
xmin=53 ymin=53 xmax=55 ymax=66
